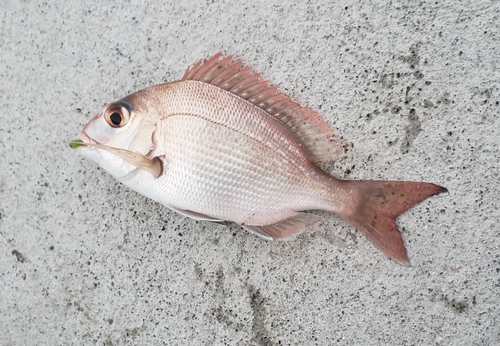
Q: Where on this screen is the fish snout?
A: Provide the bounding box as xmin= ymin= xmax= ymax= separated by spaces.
xmin=78 ymin=131 xmax=96 ymax=145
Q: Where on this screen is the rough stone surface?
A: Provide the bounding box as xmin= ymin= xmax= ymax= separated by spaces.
xmin=1 ymin=1 xmax=499 ymax=345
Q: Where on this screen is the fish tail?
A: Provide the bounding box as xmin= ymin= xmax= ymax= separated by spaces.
xmin=337 ymin=180 xmax=447 ymax=264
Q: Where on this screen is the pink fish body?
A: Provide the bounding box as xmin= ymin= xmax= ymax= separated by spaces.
xmin=73 ymin=52 xmax=446 ymax=264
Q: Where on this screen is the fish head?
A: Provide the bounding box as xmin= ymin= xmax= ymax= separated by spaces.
xmin=76 ymin=91 xmax=157 ymax=179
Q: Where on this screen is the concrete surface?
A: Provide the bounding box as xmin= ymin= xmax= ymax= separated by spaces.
xmin=1 ymin=0 xmax=499 ymax=345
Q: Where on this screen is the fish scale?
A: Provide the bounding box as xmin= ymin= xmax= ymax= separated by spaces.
xmin=155 ymin=114 xmax=325 ymax=225
xmin=149 ymin=81 xmax=312 ymax=171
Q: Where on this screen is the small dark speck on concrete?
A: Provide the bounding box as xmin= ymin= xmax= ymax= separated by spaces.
xmin=442 ymin=295 xmax=468 ymax=313
xmin=49 ymin=245 xmax=54 ymax=250
xmin=414 ymin=70 xmax=424 ymax=79
xmin=399 ymin=42 xmax=421 ymax=69
xmin=12 ymin=250 xmax=27 ymax=263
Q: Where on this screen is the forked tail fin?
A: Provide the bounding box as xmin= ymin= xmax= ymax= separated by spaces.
xmin=341 ymin=180 xmax=447 ymax=264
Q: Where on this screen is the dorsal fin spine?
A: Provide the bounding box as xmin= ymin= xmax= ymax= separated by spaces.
xmin=266 ymin=98 xmax=293 ymax=113
xmin=202 ymin=55 xmax=233 ymax=83
xmin=230 ymin=73 xmax=261 ymax=94
xmin=239 ymin=80 xmax=268 ymax=100
xmin=249 ymin=85 xmax=277 ymax=103
xmin=275 ymin=103 xmax=300 ymax=117
xmin=211 ymin=60 xmax=242 ymax=86
xmin=192 ymin=52 xmax=223 ymax=80
xmin=260 ymin=93 xmax=286 ymax=109
xmin=182 ymin=66 xmax=192 ymax=80
xmin=184 ymin=60 xmax=202 ymax=80
xmin=240 ymin=79 xmax=268 ymax=95
xmin=221 ymin=66 xmax=252 ymax=90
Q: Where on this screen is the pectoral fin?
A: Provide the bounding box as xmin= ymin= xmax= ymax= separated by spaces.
xmin=242 ymin=213 xmax=320 ymax=241
xmin=104 ymin=146 xmax=163 ymax=178
xmin=72 ymin=140 xmax=163 ymax=178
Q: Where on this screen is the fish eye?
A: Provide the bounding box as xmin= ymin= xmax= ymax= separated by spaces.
xmin=103 ymin=101 xmax=131 ymax=128
xmin=109 ymin=112 xmax=122 ymax=125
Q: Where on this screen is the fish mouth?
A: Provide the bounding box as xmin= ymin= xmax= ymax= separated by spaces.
xmin=78 ymin=131 xmax=96 ymax=145
xmin=69 ymin=132 xmax=97 ymax=150
xmin=70 ymin=131 xmax=163 ymax=178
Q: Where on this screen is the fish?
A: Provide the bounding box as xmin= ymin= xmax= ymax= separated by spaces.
xmin=71 ymin=52 xmax=447 ymax=264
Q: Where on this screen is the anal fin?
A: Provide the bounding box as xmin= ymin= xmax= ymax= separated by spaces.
xmin=242 ymin=213 xmax=320 ymax=241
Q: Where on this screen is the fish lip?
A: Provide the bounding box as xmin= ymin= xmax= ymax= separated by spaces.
xmin=78 ymin=131 xmax=97 ymax=146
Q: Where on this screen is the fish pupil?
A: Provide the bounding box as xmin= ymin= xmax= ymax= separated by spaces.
xmin=110 ymin=112 xmax=122 ymax=125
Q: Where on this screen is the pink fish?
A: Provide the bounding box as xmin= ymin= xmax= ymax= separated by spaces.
xmin=71 ymin=52 xmax=446 ymax=264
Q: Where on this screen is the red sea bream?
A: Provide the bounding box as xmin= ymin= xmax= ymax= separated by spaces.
xmin=72 ymin=52 xmax=446 ymax=264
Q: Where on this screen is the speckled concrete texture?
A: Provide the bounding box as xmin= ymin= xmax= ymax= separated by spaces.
xmin=1 ymin=1 xmax=499 ymax=345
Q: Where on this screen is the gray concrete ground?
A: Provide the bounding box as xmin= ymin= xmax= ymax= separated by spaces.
xmin=1 ymin=0 xmax=499 ymax=345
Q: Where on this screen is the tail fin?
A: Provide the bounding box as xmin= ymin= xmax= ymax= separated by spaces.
xmin=341 ymin=180 xmax=447 ymax=264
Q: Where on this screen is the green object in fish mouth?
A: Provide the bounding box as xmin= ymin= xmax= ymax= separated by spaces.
xmin=69 ymin=139 xmax=85 ymax=149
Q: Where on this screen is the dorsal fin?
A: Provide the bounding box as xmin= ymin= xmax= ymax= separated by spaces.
xmin=182 ymin=52 xmax=343 ymax=162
